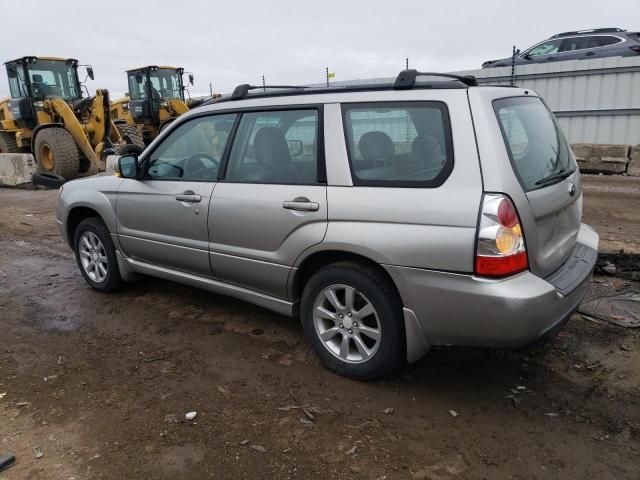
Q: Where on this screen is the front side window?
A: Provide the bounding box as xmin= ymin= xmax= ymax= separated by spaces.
xmin=527 ymin=39 xmax=562 ymax=56
xmin=149 ymin=70 xmax=182 ymax=100
xmin=342 ymin=102 xmax=453 ymax=187
xmin=225 ymin=109 xmax=319 ymax=184
xmin=494 ymin=96 xmax=574 ymax=191
xmin=27 ymin=60 xmax=79 ymax=100
xmin=146 ymin=114 xmax=237 ymax=181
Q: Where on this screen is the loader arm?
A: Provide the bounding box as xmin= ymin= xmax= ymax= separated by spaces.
xmin=46 ymin=97 xmax=97 ymax=163
xmin=167 ymin=98 xmax=189 ymax=117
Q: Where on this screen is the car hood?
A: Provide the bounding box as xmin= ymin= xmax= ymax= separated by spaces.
xmin=482 ymin=57 xmax=513 ymax=68
xmin=63 ymin=172 xmax=122 ymax=193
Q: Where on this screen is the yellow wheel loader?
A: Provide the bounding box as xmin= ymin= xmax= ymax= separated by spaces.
xmin=111 ymin=66 xmax=214 ymax=145
xmin=0 ymin=56 xmax=135 ymax=180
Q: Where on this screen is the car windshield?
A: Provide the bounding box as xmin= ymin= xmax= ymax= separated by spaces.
xmin=494 ymin=96 xmax=574 ymax=191
xmin=129 ymin=69 xmax=182 ymax=101
xmin=26 ymin=59 xmax=80 ymax=100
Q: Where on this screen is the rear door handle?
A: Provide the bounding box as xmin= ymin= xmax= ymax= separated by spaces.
xmin=283 ymin=197 xmax=319 ymax=212
xmin=175 ymin=191 xmax=201 ymax=203
xmin=586 ymin=51 xmax=596 ymax=56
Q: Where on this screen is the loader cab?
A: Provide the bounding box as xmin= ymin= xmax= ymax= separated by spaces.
xmin=127 ymin=66 xmax=186 ymax=124
xmin=4 ymin=56 xmax=83 ymax=128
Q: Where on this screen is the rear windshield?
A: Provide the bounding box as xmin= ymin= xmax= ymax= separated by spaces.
xmin=494 ymin=96 xmax=573 ymax=191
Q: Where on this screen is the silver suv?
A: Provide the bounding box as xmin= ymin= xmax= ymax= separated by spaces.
xmin=57 ymin=70 xmax=599 ymax=380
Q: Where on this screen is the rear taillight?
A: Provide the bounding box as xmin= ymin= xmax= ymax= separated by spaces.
xmin=475 ymin=193 xmax=528 ymax=277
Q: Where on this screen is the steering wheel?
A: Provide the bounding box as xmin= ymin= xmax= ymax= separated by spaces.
xmin=183 ymin=152 xmax=219 ymax=180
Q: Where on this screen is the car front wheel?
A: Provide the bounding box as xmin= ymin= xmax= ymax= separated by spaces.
xmin=301 ymin=262 xmax=405 ymax=380
xmin=73 ymin=217 xmax=121 ymax=293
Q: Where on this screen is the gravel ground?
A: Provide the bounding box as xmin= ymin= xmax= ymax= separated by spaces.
xmin=0 ymin=178 xmax=639 ymax=480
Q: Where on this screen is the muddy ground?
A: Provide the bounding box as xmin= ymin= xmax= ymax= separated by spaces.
xmin=0 ymin=176 xmax=639 ymax=480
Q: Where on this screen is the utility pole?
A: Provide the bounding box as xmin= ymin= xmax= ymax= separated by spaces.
xmin=326 ymin=67 xmax=329 ymax=87
xmin=209 ymin=83 xmax=213 ymax=97
xmin=406 ymin=58 xmax=409 ymax=70
xmin=262 ymin=75 xmax=266 ymax=91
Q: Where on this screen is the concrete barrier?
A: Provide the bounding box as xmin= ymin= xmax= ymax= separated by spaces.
xmin=105 ymin=155 xmax=120 ymax=175
xmin=572 ymin=144 xmax=640 ymax=176
xmin=628 ymin=145 xmax=640 ymax=177
xmin=0 ymin=153 xmax=36 ymax=186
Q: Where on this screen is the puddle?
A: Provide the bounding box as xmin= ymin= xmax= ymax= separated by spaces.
xmin=40 ymin=314 xmax=80 ymax=332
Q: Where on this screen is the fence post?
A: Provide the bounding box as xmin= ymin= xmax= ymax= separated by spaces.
xmin=511 ymin=45 xmax=517 ymax=86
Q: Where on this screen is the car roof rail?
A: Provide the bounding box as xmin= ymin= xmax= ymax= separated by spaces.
xmin=393 ymin=69 xmax=478 ymax=89
xmin=230 ymin=83 xmax=309 ymax=100
xmin=551 ymin=27 xmax=626 ymax=38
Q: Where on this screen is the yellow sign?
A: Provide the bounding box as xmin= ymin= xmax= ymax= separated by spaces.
xmin=327 ymin=72 xmax=336 ymax=79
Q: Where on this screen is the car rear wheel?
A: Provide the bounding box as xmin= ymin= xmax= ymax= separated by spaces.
xmin=301 ymin=261 xmax=405 ymax=380
xmin=73 ymin=217 xmax=121 ymax=293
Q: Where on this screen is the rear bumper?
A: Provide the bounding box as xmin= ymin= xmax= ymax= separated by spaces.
xmin=386 ymin=224 xmax=598 ymax=360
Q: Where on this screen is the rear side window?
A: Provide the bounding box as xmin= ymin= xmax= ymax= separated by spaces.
xmin=224 ymin=109 xmax=319 ymax=184
xmin=494 ymin=97 xmax=574 ymax=191
xmin=560 ymin=36 xmax=600 ymax=51
xmin=342 ymin=102 xmax=453 ymax=187
xmin=599 ymin=35 xmax=623 ymax=47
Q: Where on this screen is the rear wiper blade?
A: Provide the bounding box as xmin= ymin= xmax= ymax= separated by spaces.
xmin=535 ymin=168 xmax=575 ymax=186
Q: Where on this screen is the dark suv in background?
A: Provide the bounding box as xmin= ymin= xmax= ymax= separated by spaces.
xmin=483 ymin=27 xmax=640 ymax=68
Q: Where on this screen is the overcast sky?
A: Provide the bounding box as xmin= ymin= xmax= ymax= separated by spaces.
xmin=0 ymin=0 xmax=636 ymax=98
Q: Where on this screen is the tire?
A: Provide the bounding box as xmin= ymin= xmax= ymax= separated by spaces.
xmin=34 ymin=128 xmax=80 ymax=180
xmin=301 ymin=261 xmax=406 ymax=380
xmin=116 ymin=124 xmax=145 ymax=149
xmin=73 ymin=217 xmax=122 ymax=293
xmin=31 ymin=172 xmax=65 ymax=189
xmin=117 ymin=143 xmax=144 ymax=156
xmin=0 ymin=131 xmax=23 ymax=153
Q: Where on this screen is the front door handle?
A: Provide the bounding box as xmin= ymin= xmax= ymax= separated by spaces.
xmin=586 ymin=51 xmax=596 ymax=56
xmin=175 ymin=191 xmax=201 ymax=203
xmin=283 ymin=197 xmax=319 ymax=212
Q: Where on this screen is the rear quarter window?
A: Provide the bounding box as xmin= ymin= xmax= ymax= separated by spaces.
xmin=494 ymin=96 xmax=574 ymax=192
xmin=341 ymin=102 xmax=454 ymax=187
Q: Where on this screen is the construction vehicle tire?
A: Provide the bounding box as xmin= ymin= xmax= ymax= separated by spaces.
xmin=117 ymin=124 xmax=145 ymax=149
xmin=32 ymin=172 xmax=66 ymax=189
xmin=34 ymin=128 xmax=80 ymax=180
xmin=0 ymin=131 xmax=23 ymax=153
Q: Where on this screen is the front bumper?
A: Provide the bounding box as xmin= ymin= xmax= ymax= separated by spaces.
xmin=386 ymin=224 xmax=598 ymax=359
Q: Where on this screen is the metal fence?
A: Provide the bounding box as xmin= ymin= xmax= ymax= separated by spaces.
xmin=325 ymin=57 xmax=640 ymax=146
xmin=456 ymin=56 xmax=640 ymax=145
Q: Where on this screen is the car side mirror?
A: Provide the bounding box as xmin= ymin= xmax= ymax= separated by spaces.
xmin=188 ymin=74 xmax=194 ymax=85
xmin=287 ymin=139 xmax=304 ymax=157
xmin=86 ymin=66 xmax=94 ymax=81
xmin=522 ymin=53 xmax=532 ymax=60
xmin=118 ymin=154 xmax=140 ymax=179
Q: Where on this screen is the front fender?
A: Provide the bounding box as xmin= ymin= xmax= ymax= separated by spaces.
xmin=57 ymin=175 xmax=122 ymax=247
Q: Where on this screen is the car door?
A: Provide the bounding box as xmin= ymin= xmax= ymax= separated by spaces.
xmin=116 ymin=113 xmax=237 ymax=277
xmin=208 ymin=107 xmax=327 ymax=299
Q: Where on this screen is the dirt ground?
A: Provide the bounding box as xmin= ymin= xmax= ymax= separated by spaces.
xmin=582 ymin=174 xmax=640 ymax=254
xmin=1 ymin=177 xmax=639 ymax=480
